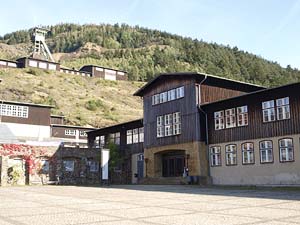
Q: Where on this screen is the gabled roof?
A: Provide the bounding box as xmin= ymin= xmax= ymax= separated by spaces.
xmin=0 ymin=99 xmax=54 ymax=108
xmin=79 ymin=65 xmax=127 ymax=73
xmin=134 ymin=72 xmax=265 ymax=96
xmin=201 ymin=82 xmax=300 ymax=109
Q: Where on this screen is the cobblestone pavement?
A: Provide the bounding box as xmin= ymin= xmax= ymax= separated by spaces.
xmin=1 ymin=185 xmax=300 ymax=225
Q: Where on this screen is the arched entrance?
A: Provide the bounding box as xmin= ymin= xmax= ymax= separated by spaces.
xmin=155 ymin=150 xmax=186 ymax=177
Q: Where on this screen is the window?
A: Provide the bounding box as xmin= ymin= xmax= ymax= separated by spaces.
xmin=164 ymin=114 xmax=173 ymax=136
xmin=214 ymin=111 xmax=224 ymax=130
xmin=79 ymin=131 xmax=87 ymax=137
xmin=152 ymin=94 xmax=160 ymax=105
xmin=127 ymin=130 xmax=132 ymax=144
xmin=242 ymin=143 xmax=254 ymax=164
xmin=157 ymin=116 xmax=164 ymax=137
xmin=65 ymin=129 xmax=76 ymax=136
xmin=48 ymin=63 xmax=57 ymax=70
xmin=237 ymin=106 xmax=248 ymax=126
xmin=100 ymin=136 xmax=105 ymax=147
xmin=0 ymin=61 xmax=6 ymax=65
xmin=262 ymin=100 xmax=275 ymax=122
xmin=167 ymin=89 xmax=176 ymax=101
xmin=29 ymin=60 xmax=37 ymax=67
xmin=0 ymin=104 xmax=28 ymax=118
xmin=173 ymin=112 xmax=181 ymax=135
xmin=157 ymin=112 xmax=181 ymax=138
xmin=8 ymin=62 xmax=17 ymax=67
xmin=39 ymin=62 xmax=47 ymax=69
xmin=63 ymin=160 xmax=74 ymax=172
xmin=210 ymin=146 xmax=221 ymax=166
xmin=259 ymin=141 xmax=273 ymax=163
xmin=225 ymin=108 xmax=236 ymax=128
xmin=279 ymin=138 xmax=294 ymax=162
xmin=225 ymin=145 xmax=237 ymax=166
xmin=159 ymin=92 xmax=168 ymax=103
xmin=89 ymin=161 xmax=99 ymax=172
xmin=40 ymin=159 xmax=49 ymax=173
xmin=133 ymin=128 xmax=139 ymax=143
xmin=276 ymin=97 xmax=290 ymax=120
xmin=139 ymin=127 xmax=144 ymax=142
xmin=176 ymin=86 xmax=184 ymax=98
xmin=109 ymin=132 xmax=120 ymax=145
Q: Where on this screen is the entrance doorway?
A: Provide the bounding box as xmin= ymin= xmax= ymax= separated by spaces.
xmin=162 ymin=152 xmax=185 ymax=177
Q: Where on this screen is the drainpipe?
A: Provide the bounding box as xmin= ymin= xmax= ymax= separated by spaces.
xmin=197 ymin=75 xmax=211 ymax=178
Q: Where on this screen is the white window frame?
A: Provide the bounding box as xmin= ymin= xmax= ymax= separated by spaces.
xmin=214 ymin=110 xmax=224 ymax=130
xmin=157 ymin=116 xmax=164 ymax=137
xmin=262 ymin=100 xmax=275 ymax=122
xmin=279 ymin=138 xmax=294 ymax=162
xmin=139 ymin=127 xmax=144 ymax=143
xmin=276 ymin=97 xmax=290 ymax=120
xmin=127 ymin=129 xmax=133 ymax=144
xmin=79 ymin=130 xmax=87 ymax=137
xmin=225 ymin=108 xmax=236 ymax=128
xmin=167 ymin=89 xmax=176 ymax=101
xmin=259 ymin=140 xmax=273 ymax=163
xmin=225 ymin=144 xmax=237 ymax=166
xmin=173 ymin=112 xmax=181 ymax=135
xmin=210 ymin=146 xmax=221 ymax=166
xmin=237 ymin=106 xmax=248 ymax=127
xmin=159 ymin=92 xmax=168 ymax=103
xmin=176 ymin=86 xmax=184 ymax=99
xmin=65 ymin=129 xmax=76 ymax=136
xmin=164 ymin=114 xmax=173 ymax=136
xmin=242 ymin=142 xmax=254 ymax=164
xmin=133 ymin=128 xmax=139 ymax=143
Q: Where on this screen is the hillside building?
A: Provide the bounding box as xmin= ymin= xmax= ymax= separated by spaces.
xmin=88 ymin=72 xmax=300 ymax=186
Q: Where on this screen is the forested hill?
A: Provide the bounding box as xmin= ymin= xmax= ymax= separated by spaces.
xmin=1 ymin=23 xmax=299 ymax=87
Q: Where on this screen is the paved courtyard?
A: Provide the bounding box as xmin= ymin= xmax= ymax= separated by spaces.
xmin=1 ymin=185 xmax=300 ymax=225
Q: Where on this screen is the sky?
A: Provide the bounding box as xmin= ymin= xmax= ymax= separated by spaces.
xmin=0 ymin=0 xmax=300 ymax=69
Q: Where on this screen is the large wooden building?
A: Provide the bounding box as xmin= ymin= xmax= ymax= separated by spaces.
xmin=88 ymin=72 xmax=300 ymax=186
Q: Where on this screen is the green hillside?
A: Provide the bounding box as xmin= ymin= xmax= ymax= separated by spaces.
xmin=0 ymin=68 xmax=143 ymax=127
xmin=1 ymin=23 xmax=299 ymax=87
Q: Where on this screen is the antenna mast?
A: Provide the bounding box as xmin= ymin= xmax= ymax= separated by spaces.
xmin=31 ymin=27 xmax=54 ymax=62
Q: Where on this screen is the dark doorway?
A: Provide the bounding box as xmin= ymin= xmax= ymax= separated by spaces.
xmin=162 ymin=152 xmax=185 ymax=177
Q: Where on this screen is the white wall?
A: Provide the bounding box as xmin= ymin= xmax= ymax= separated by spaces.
xmin=0 ymin=122 xmax=51 ymax=141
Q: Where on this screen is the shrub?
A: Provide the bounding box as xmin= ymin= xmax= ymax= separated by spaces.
xmin=85 ymin=99 xmax=103 ymax=111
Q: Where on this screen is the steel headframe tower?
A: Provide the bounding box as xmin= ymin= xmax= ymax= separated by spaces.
xmin=31 ymin=27 xmax=55 ymax=62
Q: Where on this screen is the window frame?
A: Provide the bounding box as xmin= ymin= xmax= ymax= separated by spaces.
xmin=278 ymin=138 xmax=294 ymax=163
xmin=210 ymin=146 xmax=222 ymax=167
xmin=237 ymin=106 xmax=248 ymax=127
xmin=241 ymin=142 xmax=255 ymax=165
xmin=276 ymin=97 xmax=290 ymax=121
xmin=214 ymin=110 xmax=224 ymax=130
xmin=225 ymin=108 xmax=236 ymax=128
xmin=225 ymin=144 xmax=237 ymax=166
xmin=259 ymin=140 xmax=274 ymax=164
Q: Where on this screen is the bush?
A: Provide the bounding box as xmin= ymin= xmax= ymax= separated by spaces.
xmin=85 ymin=99 xmax=103 ymax=111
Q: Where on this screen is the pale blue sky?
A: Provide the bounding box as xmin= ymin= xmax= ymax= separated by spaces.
xmin=1 ymin=0 xmax=300 ymax=69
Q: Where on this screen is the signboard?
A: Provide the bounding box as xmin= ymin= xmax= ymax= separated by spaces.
xmin=101 ymin=149 xmax=110 ymax=180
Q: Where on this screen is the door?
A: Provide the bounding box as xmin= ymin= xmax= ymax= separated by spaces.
xmin=162 ymin=154 xmax=185 ymax=177
xmin=137 ymin=154 xmax=144 ymax=179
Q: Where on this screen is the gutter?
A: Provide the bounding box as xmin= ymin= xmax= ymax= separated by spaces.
xmin=197 ymin=75 xmax=211 ymax=177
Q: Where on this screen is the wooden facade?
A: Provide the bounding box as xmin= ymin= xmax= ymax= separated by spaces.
xmin=87 ymin=119 xmax=144 ymax=155
xmin=79 ymin=65 xmax=128 ymax=81
xmin=17 ymin=57 xmax=60 ymax=71
xmin=51 ymin=125 xmax=95 ymax=140
xmin=0 ymin=100 xmax=52 ymax=126
xmin=50 ymin=115 xmax=65 ymax=125
xmin=202 ymin=82 xmax=300 ymax=144
xmin=134 ymin=72 xmax=264 ymax=149
xmin=0 ymin=59 xmax=18 ymax=68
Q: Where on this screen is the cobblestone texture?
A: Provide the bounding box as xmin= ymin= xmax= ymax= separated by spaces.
xmin=1 ymin=185 xmax=300 ymax=225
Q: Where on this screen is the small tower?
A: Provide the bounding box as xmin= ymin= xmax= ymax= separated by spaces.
xmin=31 ymin=27 xmax=54 ymax=62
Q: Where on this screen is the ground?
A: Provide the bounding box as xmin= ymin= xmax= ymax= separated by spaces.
xmin=1 ymin=185 xmax=300 ymax=225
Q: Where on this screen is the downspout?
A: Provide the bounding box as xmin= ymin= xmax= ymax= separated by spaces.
xmin=197 ymin=75 xmax=211 ymax=178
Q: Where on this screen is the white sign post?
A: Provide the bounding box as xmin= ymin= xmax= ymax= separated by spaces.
xmin=101 ymin=149 xmax=110 ymax=181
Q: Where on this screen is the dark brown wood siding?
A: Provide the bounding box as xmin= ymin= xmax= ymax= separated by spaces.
xmin=1 ymin=104 xmax=51 ymax=126
xmin=204 ymin=84 xmax=300 ymax=144
xmin=51 ymin=126 xmax=95 ymax=139
xmin=50 ymin=116 xmax=64 ymax=125
xmin=200 ymin=84 xmax=244 ymax=104
xmin=143 ymin=77 xmax=203 ymax=148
